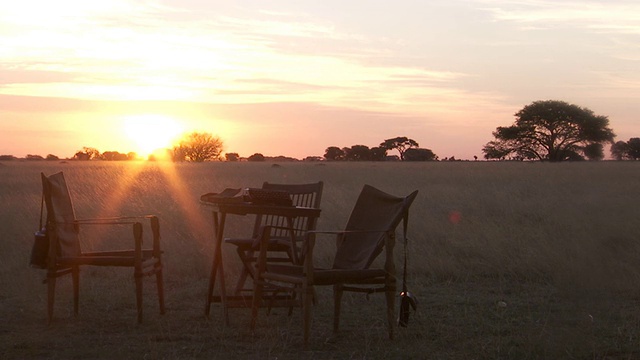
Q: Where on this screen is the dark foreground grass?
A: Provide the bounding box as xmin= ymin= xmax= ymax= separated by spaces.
xmin=2 ymin=274 xmax=639 ymax=359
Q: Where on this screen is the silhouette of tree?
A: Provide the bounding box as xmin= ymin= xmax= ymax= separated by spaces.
xmin=74 ymin=147 xmax=100 ymax=160
xmin=247 ymin=153 xmax=265 ymax=162
xmin=483 ymin=100 xmax=615 ymax=161
xmin=611 ymin=141 xmax=628 ymax=160
xmin=324 ymin=146 xmax=345 ymax=161
xmin=26 ymin=154 xmax=44 ymax=160
xmin=303 ymin=156 xmax=323 ymax=162
xmin=46 ymin=154 xmax=59 ymax=161
xmin=404 ymin=148 xmax=437 ymax=161
xmin=225 ymin=152 xmax=240 ymax=162
xmin=370 ymin=146 xmax=387 ymax=161
xmin=583 ymin=143 xmax=604 ymax=161
xmin=625 ymin=138 xmax=640 ymax=159
xmin=102 ymin=151 xmax=130 ymax=161
xmin=173 ymin=132 xmax=224 ymax=162
xmin=611 ymin=138 xmax=640 ymax=160
xmin=344 ymin=145 xmax=371 ymax=161
xmin=380 ymin=137 xmax=419 ymax=160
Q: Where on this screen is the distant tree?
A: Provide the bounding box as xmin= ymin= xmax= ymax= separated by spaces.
xmin=225 ymin=152 xmax=240 ymax=162
xmin=483 ymin=100 xmax=615 ymax=161
xmin=344 ymin=145 xmax=371 ymax=161
xmin=102 ymin=151 xmax=129 ymax=161
xmin=611 ymin=141 xmax=629 ymax=160
xmin=303 ymin=156 xmax=323 ymax=162
xmin=268 ymin=155 xmax=297 ymax=162
xmin=370 ymin=146 xmax=387 ymax=161
xmin=127 ymin=152 xmax=139 ymax=160
xmin=26 ymin=154 xmax=44 ymax=160
xmin=611 ymin=138 xmax=640 ymax=160
xmin=174 ymin=132 xmax=223 ymax=162
xmin=247 ymin=153 xmax=265 ymax=162
xmin=404 ymin=148 xmax=437 ymax=161
xmin=324 ymin=146 xmax=345 ymax=161
xmin=627 ymin=138 xmax=640 ymax=159
xmin=46 ymin=154 xmax=59 ymax=161
xmin=583 ymin=143 xmax=604 ymax=161
xmin=74 ymin=147 xmax=100 ymax=160
xmin=0 ymin=155 xmax=16 ymax=161
xmin=380 ymin=137 xmax=419 ymax=161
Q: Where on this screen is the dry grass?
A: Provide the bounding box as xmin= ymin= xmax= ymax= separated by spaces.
xmin=1 ymin=160 xmax=639 ymax=359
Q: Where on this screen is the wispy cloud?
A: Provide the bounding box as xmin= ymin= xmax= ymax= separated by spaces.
xmin=0 ymin=0 xmax=482 ymax=113
xmin=478 ymin=0 xmax=640 ymax=34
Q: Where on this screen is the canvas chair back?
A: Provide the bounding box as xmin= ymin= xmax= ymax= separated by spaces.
xmin=332 ymin=185 xmax=418 ymax=270
xmin=41 ymin=172 xmax=81 ymax=257
xmin=254 ymin=181 xmax=323 ymax=238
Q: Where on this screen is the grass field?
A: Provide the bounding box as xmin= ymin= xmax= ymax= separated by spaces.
xmin=1 ymin=160 xmax=639 ymax=359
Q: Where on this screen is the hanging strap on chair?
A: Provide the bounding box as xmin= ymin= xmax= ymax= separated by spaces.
xmin=398 ymin=209 xmax=417 ymax=327
xmin=401 ymin=211 xmax=409 ymax=294
xmin=39 ymin=190 xmax=45 ymax=230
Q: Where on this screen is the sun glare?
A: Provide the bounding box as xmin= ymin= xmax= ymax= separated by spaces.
xmin=123 ymin=115 xmax=183 ymax=157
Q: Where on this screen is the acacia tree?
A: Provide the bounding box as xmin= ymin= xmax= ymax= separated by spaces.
xmin=174 ymin=132 xmax=224 ymax=162
xmin=380 ymin=137 xmax=419 ymax=160
xmin=483 ymin=100 xmax=615 ymax=161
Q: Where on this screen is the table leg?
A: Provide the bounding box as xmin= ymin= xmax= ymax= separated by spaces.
xmin=205 ymin=211 xmax=229 ymax=325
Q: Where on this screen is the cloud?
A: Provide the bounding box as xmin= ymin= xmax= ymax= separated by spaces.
xmin=0 ymin=0 xmax=472 ymax=103
xmin=478 ymin=0 xmax=640 ymax=34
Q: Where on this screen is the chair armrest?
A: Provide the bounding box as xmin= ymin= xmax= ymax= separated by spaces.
xmin=72 ymin=215 xmax=157 ymax=225
xmin=62 ymin=216 xmax=162 ymax=255
xmin=307 ymin=229 xmax=390 ymax=236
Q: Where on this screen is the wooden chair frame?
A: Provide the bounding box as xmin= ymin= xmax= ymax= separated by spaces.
xmin=225 ymin=181 xmax=323 ymax=295
xmin=250 ymin=184 xmax=418 ymax=348
xmin=41 ymin=171 xmax=165 ymax=323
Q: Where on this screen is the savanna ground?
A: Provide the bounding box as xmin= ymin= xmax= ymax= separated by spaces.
xmin=1 ymin=160 xmax=639 ymax=359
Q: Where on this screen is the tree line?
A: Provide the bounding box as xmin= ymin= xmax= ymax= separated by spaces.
xmin=2 ymin=100 xmax=638 ymax=163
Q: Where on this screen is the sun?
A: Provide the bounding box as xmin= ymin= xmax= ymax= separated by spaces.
xmin=123 ymin=115 xmax=184 ymax=157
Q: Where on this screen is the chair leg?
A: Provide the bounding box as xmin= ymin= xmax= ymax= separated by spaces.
xmin=135 ymin=272 xmax=143 ymax=324
xmin=385 ymin=287 xmax=395 ymax=340
xmin=72 ymin=266 xmax=80 ymax=316
xmin=302 ymin=284 xmax=313 ymax=350
xmin=47 ymin=272 xmax=56 ymax=324
xmin=156 ymin=265 xmax=165 ymax=315
xmin=234 ymin=269 xmax=250 ymax=295
xmin=250 ymin=278 xmax=264 ymax=330
xmin=333 ymin=284 xmax=343 ymax=332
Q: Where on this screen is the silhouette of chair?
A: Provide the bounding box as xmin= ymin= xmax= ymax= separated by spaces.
xmin=40 ymin=171 xmax=165 ymax=323
xmin=225 ymin=181 xmax=323 ymax=296
xmin=250 ymin=184 xmax=418 ymax=348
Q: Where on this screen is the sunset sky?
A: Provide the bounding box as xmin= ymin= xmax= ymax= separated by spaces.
xmin=1 ymin=0 xmax=638 ymax=160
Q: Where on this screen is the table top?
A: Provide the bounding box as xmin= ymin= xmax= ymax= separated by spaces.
xmin=200 ymin=199 xmax=321 ymax=217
